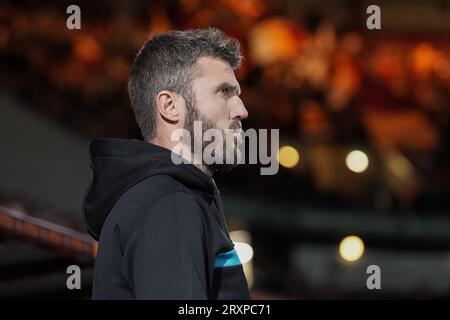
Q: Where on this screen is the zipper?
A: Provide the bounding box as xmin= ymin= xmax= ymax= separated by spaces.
xmin=210 ymin=178 xmax=231 ymax=240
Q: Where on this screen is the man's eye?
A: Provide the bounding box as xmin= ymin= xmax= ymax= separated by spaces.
xmin=220 ymin=87 xmax=230 ymax=94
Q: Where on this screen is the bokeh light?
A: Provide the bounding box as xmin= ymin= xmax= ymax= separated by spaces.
xmin=345 ymin=150 xmax=369 ymax=173
xmin=339 ymin=235 xmax=365 ymax=262
xmin=278 ymin=146 xmax=300 ymax=168
xmin=234 ymin=242 xmax=254 ymax=264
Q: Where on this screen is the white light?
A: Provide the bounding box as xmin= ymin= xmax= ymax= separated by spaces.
xmin=346 ymin=150 xmax=369 ymax=173
xmin=339 ymin=235 xmax=365 ymax=262
xmin=229 ymin=230 xmax=254 ymax=288
xmin=234 ymin=242 xmax=254 ymax=264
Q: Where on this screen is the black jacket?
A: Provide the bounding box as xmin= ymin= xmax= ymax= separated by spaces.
xmin=83 ymin=138 xmax=250 ymax=299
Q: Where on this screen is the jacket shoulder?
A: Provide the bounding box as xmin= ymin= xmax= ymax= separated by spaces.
xmin=100 ymin=175 xmax=209 ymax=248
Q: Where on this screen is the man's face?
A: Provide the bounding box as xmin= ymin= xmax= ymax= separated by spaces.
xmin=185 ymin=57 xmax=249 ymax=172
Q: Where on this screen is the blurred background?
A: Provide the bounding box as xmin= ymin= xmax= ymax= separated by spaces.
xmin=0 ymin=0 xmax=449 ymax=299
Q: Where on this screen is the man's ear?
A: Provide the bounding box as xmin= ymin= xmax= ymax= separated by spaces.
xmin=156 ymin=90 xmax=180 ymax=123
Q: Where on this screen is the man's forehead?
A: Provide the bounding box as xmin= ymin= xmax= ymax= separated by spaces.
xmin=195 ymin=56 xmax=237 ymax=82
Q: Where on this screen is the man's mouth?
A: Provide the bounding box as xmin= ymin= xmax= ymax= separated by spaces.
xmin=228 ymin=121 xmax=242 ymax=132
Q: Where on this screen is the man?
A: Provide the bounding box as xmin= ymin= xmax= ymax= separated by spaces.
xmin=83 ymin=28 xmax=250 ymax=299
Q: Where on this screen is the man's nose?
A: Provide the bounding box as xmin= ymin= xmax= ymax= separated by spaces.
xmin=230 ymin=97 xmax=248 ymax=121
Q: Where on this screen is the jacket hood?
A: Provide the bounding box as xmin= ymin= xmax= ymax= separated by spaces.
xmin=83 ymin=138 xmax=216 ymax=240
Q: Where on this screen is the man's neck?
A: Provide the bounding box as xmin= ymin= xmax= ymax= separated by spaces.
xmin=148 ymin=138 xmax=212 ymax=177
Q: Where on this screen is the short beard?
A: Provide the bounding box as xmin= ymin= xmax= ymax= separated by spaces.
xmin=183 ymin=93 xmax=242 ymax=174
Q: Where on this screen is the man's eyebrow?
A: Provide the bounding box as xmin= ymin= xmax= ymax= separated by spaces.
xmin=216 ymin=82 xmax=241 ymax=95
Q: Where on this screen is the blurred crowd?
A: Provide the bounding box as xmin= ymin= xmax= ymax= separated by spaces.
xmin=1 ymin=0 xmax=449 ymax=214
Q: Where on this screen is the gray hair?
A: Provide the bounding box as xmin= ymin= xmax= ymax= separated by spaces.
xmin=128 ymin=27 xmax=242 ymax=141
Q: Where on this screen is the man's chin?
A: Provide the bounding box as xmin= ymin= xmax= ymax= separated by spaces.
xmin=207 ymin=162 xmax=239 ymax=174
xmin=208 ymin=153 xmax=243 ymax=173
